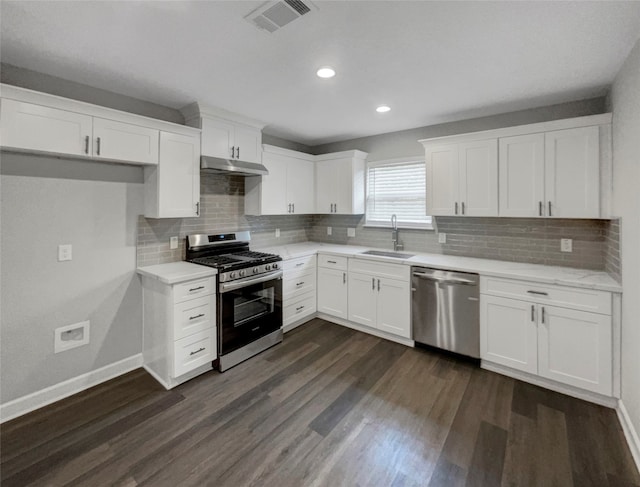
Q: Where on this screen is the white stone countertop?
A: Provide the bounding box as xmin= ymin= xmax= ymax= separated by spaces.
xmin=256 ymin=242 xmax=622 ymax=293
xmin=137 ymin=261 xmax=217 ymax=285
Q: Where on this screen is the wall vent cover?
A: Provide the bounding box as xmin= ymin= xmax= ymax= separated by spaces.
xmin=245 ymin=0 xmax=316 ymax=33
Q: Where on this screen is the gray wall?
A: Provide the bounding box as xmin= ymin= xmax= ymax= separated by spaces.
xmin=610 ymin=38 xmax=640 ymax=457
xmin=1 ymin=154 xmax=143 ymax=402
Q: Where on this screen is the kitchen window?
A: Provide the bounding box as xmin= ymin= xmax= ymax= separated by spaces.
xmin=365 ymin=158 xmax=433 ymax=229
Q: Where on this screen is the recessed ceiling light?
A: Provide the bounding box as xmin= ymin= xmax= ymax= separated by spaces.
xmin=316 ymin=67 xmax=336 ymax=79
xmin=376 ymin=105 xmax=391 ymax=113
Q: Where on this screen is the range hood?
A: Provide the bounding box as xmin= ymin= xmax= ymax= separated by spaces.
xmin=200 ymin=156 xmax=268 ymax=176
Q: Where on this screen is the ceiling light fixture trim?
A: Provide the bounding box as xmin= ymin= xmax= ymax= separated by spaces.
xmin=316 ymin=67 xmax=336 ymax=78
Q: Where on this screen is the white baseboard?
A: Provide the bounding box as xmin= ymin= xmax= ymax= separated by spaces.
xmin=617 ymin=400 xmax=640 ymax=473
xmin=0 ymin=354 xmax=143 ymax=423
xmin=481 ymin=361 xmax=618 ymax=408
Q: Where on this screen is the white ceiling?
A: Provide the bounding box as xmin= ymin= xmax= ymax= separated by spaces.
xmin=2 ymin=1 xmax=640 ymax=146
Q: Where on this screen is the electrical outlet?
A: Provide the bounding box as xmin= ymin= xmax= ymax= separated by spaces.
xmin=561 ymin=238 xmax=573 ymax=252
xmin=438 ymin=233 xmax=447 ymax=244
xmin=275 ymin=228 xmax=280 ymax=238
xmin=58 ymin=244 xmax=72 ymax=261
xmin=347 ymin=228 xmax=356 ymax=238
xmin=54 ymin=321 xmax=90 ymax=353
xmin=327 ymin=226 xmax=332 ymax=236
xmin=170 ymin=236 xmax=179 ymax=250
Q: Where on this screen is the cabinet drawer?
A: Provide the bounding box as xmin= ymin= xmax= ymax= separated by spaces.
xmin=282 ymin=254 xmax=316 ymax=272
xmin=173 ymin=295 xmax=215 ymax=340
xmin=173 ymin=277 xmax=215 ymax=303
xmin=284 ymin=293 xmax=316 ymax=326
xmin=284 ymin=270 xmax=316 ymax=299
xmin=480 ymin=276 xmax=611 ymax=315
xmin=318 ymin=254 xmax=348 ymax=270
xmin=173 ymin=330 xmax=215 ymax=377
xmin=348 ymin=258 xmax=410 ymax=281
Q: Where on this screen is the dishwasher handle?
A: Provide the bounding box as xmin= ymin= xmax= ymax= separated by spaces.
xmin=412 ymin=271 xmax=477 ymax=286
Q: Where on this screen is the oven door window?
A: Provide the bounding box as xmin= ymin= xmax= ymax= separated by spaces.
xmin=233 ymin=288 xmax=274 ymax=327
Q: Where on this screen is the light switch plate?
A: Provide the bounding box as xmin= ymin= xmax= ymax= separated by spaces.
xmin=561 ymin=238 xmax=573 ymax=252
xmin=347 ymin=228 xmax=356 ymax=238
xmin=327 ymin=226 xmax=332 ymax=236
xmin=58 ymin=244 xmax=72 ymax=261
xmin=438 ymin=233 xmax=447 ymax=244
xmin=170 ymin=236 xmax=179 ymax=249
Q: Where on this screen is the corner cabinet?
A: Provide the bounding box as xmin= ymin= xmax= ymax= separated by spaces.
xmin=245 ymin=145 xmax=315 ymax=215
xmin=315 ymin=151 xmax=367 ymax=214
xmin=480 ymin=276 xmax=614 ymax=397
xmin=144 ymin=131 xmax=201 ymax=218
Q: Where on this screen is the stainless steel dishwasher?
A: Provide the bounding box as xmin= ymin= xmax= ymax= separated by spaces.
xmin=411 ymin=267 xmax=480 ymax=358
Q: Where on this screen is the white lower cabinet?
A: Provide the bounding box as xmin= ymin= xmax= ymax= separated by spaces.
xmin=317 ymin=267 xmax=348 ymax=319
xmin=282 ymin=255 xmax=317 ymax=331
xmin=140 ymin=274 xmax=216 ymax=389
xmin=347 ymin=260 xmax=411 ymax=339
xmin=481 ymin=277 xmax=613 ymax=396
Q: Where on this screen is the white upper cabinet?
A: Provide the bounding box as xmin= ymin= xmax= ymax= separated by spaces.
xmin=315 ymin=151 xmax=367 ymax=215
xmin=1 ymin=98 xmax=93 ymax=157
xmin=544 ymin=126 xmax=600 ymax=218
xmin=93 ymin=117 xmax=159 ymax=165
xmin=233 ymin=124 xmax=262 ymax=164
xmin=425 ymin=139 xmax=498 ymax=216
xmin=422 ymin=114 xmax=610 ymax=219
xmin=499 ymin=134 xmax=545 ymax=217
xmin=145 ymin=132 xmax=201 ymax=218
xmin=245 ymin=145 xmax=315 ymax=215
xmin=201 ymin=117 xmax=235 ymax=160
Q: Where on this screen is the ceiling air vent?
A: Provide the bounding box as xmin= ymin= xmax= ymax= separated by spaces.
xmin=245 ymin=0 xmax=316 ymax=33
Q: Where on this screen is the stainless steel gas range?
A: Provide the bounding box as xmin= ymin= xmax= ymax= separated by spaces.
xmin=186 ymin=232 xmax=283 ymax=372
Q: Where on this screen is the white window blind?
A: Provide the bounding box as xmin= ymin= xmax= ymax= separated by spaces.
xmin=366 ymin=159 xmax=432 ymax=228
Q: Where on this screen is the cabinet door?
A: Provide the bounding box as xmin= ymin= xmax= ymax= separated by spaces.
xmin=259 ymin=151 xmax=288 ymax=214
xmin=425 ymin=144 xmax=459 ymax=216
xmin=315 ymin=160 xmax=337 ymax=214
xmin=334 ymin=157 xmax=355 ymax=214
xmin=287 ymin=158 xmax=315 ymax=214
xmin=538 ymin=305 xmax=611 ymax=395
xmin=317 ymin=267 xmax=348 ymax=318
xmin=0 ymin=99 xmax=92 ymax=156
xmin=347 ymin=272 xmax=377 ymax=327
xmin=201 ymin=117 xmax=234 ymax=159
xmin=377 ymin=277 xmax=411 ymax=338
xmin=458 ymin=139 xmax=498 ymax=216
xmin=481 ymin=295 xmax=538 ymax=374
xmin=93 ymin=117 xmax=159 ymax=165
xmin=498 ymin=134 xmax=545 ymax=217
xmin=545 ymin=126 xmax=599 ymax=218
xmin=234 ymin=124 xmax=262 ymax=164
xmin=156 ymin=132 xmax=200 ymax=218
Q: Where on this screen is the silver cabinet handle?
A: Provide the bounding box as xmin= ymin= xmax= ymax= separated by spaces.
xmin=292 ymin=203 xmax=295 ymax=213
xmin=296 ymin=305 xmax=305 ymax=312
xmin=189 ymin=313 xmax=205 ymax=321
xmin=541 ymin=306 xmax=546 ymax=324
xmin=461 ymin=202 xmax=465 ymax=215
xmin=327 ymin=260 xmax=337 ymax=264
xmin=96 ymin=137 xmax=101 ymax=156
xmin=539 ymin=201 xmax=543 ymax=217
xmin=231 ymin=146 xmax=235 ymax=159
xmin=84 ymin=135 xmax=89 ymax=154
xmin=377 ymin=279 xmax=380 ymax=291
xmin=296 ymin=281 xmax=305 ymax=286
xmin=189 ymin=347 xmax=205 ymax=356
xmin=343 ymin=272 xmax=346 ymax=284
xmin=195 ymin=201 xmax=200 ymax=216
xmin=372 ymin=277 xmax=375 ymax=290
xmin=295 ymin=262 xmax=304 ymax=267
xmin=287 ymin=203 xmax=291 ymax=213
xmin=189 ymin=285 xmax=205 ymax=292
xmin=548 ymin=201 xmax=552 ymax=217
xmin=527 ymin=290 xmax=548 ymax=296
xmin=455 ymin=202 xmax=458 ymax=215
xmin=531 ymin=304 xmax=535 ymax=322
xmin=237 ymin=147 xmax=239 ymax=159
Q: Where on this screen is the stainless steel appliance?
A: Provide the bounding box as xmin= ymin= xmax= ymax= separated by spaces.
xmin=186 ymin=232 xmax=283 ymax=371
xmin=411 ymin=267 xmax=480 ymax=358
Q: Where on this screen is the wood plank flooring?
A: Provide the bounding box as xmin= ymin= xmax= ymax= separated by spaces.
xmin=2 ymin=319 xmax=639 ymax=486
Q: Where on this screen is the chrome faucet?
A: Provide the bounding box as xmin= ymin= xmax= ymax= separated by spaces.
xmin=391 ymin=214 xmax=403 ymax=251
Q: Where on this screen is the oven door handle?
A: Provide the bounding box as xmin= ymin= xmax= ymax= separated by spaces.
xmin=219 ymin=270 xmax=283 ymax=293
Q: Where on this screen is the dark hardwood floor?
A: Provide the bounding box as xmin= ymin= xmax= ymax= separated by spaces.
xmin=2 ymin=319 xmax=638 ymax=486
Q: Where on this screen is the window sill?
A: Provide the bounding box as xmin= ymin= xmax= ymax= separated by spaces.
xmin=363 ymin=223 xmax=434 ymax=231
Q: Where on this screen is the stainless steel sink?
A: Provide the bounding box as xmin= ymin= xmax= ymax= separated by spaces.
xmin=361 ymin=250 xmax=415 ymax=259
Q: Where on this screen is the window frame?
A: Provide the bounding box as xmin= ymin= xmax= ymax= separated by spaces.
xmin=364 ymin=157 xmax=433 ymax=230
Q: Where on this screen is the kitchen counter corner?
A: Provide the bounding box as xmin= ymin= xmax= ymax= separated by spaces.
xmin=136 ymin=261 xmax=217 ymax=285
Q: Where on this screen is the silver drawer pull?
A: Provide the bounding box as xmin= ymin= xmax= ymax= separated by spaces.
xmin=296 ymin=262 xmax=305 ymax=267
xmin=189 ymin=313 xmax=205 ymax=321
xmin=189 ymin=286 xmax=205 ymax=292
xmin=327 ymin=260 xmax=337 ymax=264
xmin=296 ymin=281 xmax=305 ymax=286
xmin=189 ymin=347 xmax=205 ymax=356
xmin=296 ymin=306 xmax=305 ymax=312
xmin=527 ymin=290 xmax=549 ymax=296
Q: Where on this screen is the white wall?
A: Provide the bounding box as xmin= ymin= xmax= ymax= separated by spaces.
xmin=610 ymin=38 xmax=640 ymax=451
xmin=1 ymin=154 xmax=143 ymax=403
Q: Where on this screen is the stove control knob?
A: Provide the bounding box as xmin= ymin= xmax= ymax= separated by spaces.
xmin=265 ymin=264 xmax=271 ymax=271
xmin=253 ymin=267 xmax=259 ymax=274
xmin=230 ymin=272 xmax=236 ymax=279
xmin=272 ymin=262 xmax=279 ymax=270
xmin=239 ymin=270 xmax=246 ymax=277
